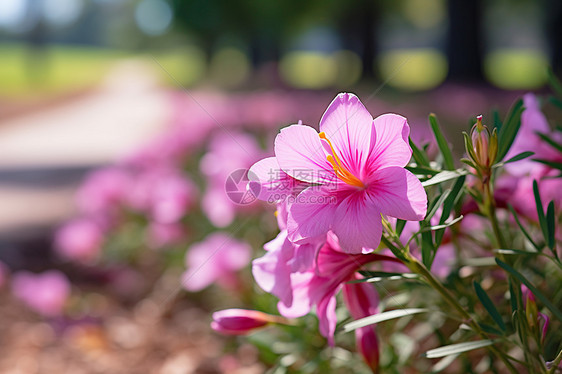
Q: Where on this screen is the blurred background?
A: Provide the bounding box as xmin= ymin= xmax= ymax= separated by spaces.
xmin=0 ymin=0 xmax=561 ymax=373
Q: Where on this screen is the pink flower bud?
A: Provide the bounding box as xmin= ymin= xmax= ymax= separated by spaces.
xmin=356 ymin=326 xmax=380 ymax=374
xmin=11 ymin=270 xmax=70 ymax=317
xmin=211 ymin=309 xmax=278 ymax=335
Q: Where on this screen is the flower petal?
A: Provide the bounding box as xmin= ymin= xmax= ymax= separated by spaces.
xmin=332 ymin=193 xmax=384 ymax=253
xmin=319 ymin=93 xmax=375 ymax=176
xmin=368 ymin=167 xmax=427 ymax=221
xmin=275 ymin=124 xmax=334 ymax=184
xmin=367 ymin=113 xmax=411 ymax=170
xmin=286 ymin=186 xmax=338 ymax=243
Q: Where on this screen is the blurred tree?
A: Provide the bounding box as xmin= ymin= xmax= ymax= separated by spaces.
xmin=446 ymin=0 xmax=484 ymax=82
xmin=547 ymin=0 xmax=562 ymax=74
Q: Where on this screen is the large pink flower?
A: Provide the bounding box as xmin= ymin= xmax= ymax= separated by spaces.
xmin=253 ymin=231 xmax=401 ymax=345
xmin=251 ymin=93 xmax=427 ymax=253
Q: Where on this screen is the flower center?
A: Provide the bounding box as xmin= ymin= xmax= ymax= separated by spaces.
xmin=319 ymin=132 xmax=364 ymax=188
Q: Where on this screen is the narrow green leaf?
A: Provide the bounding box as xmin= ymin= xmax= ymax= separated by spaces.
xmin=507 ymin=204 xmax=541 ymax=251
xmin=494 ymin=248 xmax=539 ymax=256
xmin=396 ymin=219 xmax=407 ymax=236
xmin=430 ymin=354 xmax=459 ymax=373
xmin=426 ymin=190 xmax=451 ymax=221
xmin=548 ymin=96 xmax=562 ymax=110
xmin=548 ymin=68 xmax=562 ymax=98
xmin=492 ymin=109 xmax=502 ymax=132
xmin=496 ymin=99 xmax=524 ymax=163
xmin=546 ymin=201 xmax=555 ymax=250
xmin=429 ymin=113 xmax=455 ymax=170
xmin=478 ymin=323 xmax=504 ymax=336
xmin=503 ymin=151 xmax=535 ymax=164
xmin=533 ymin=159 xmax=562 ymax=172
xmin=508 ymin=278 xmax=518 ymax=313
xmin=435 ymin=175 xmax=465 ymax=246
xmin=462 ymin=131 xmax=478 ymax=163
xmin=533 ymin=180 xmax=549 ymax=245
xmin=496 ymin=259 xmax=562 ymax=322
xmin=421 ymin=227 xmax=434 ymax=268
xmin=423 ymin=340 xmax=495 ymax=358
xmin=354 ymin=271 xmax=419 ymax=283
xmin=536 ymin=132 xmax=562 ymax=153
xmin=420 ymin=216 xmax=463 ymax=232
xmin=460 ymin=257 xmax=498 ymax=267
xmin=409 ymin=137 xmax=430 ymax=167
xmin=343 ymin=308 xmax=428 ymax=332
xmin=473 ymin=281 xmax=506 ymax=331
xmin=422 ymin=170 xmax=467 ymax=187
xmin=406 ymin=165 xmax=440 ymax=176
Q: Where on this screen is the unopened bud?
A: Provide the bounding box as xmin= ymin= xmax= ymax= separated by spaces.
xmin=470 ymin=115 xmax=497 ymax=168
xmin=211 ymin=309 xmax=287 ymax=336
xmin=356 ymin=326 xmax=380 ymax=374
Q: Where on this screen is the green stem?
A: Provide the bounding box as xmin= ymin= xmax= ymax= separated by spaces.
xmin=403 ymin=252 xmax=519 ymax=374
xmin=548 ymin=348 xmax=562 ymax=374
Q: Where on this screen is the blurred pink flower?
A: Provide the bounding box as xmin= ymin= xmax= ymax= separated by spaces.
xmin=253 ymin=231 xmax=400 ymax=345
xmin=76 ymin=167 xmax=131 ymax=216
xmin=126 ymin=169 xmax=196 ymax=223
xmin=200 ymin=131 xmax=264 ymax=227
xmin=343 ymin=279 xmax=380 ymax=374
xmin=251 ymin=93 xmax=427 ymax=253
xmin=12 ymin=270 xmax=71 ymax=317
xmin=182 ymin=233 xmax=251 ymax=292
xmin=211 ymin=308 xmax=278 ymax=335
xmin=146 ymin=222 xmax=185 ymax=249
xmin=505 ymin=93 xmax=552 ymax=176
xmin=54 ymin=218 xmax=104 ymax=262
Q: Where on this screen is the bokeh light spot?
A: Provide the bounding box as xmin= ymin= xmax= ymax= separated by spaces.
xmin=402 ymin=0 xmax=446 ymax=29
xmin=484 ymin=49 xmax=548 ymax=90
xmin=135 ymin=0 xmax=173 ymax=36
xmin=280 ymin=51 xmax=336 ymax=89
xmin=378 ymin=48 xmax=448 ymax=91
xmin=333 ymin=50 xmax=362 ymax=87
xmin=209 ymin=48 xmax=250 ymax=88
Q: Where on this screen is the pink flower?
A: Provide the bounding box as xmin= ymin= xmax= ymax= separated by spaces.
xmin=146 ymin=222 xmax=185 ymax=249
xmin=76 ymin=167 xmax=131 ymax=216
xmin=251 ymin=93 xmax=427 ymax=253
xmin=12 ymin=270 xmax=71 ymax=317
xmin=211 ymin=309 xmax=281 ymax=335
xmin=200 ymin=131 xmax=264 ymax=227
xmin=253 ymin=231 xmax=401 ymax=345
xmin=54 ymin=218 xmax=104 ymax=262
xmin=343 ymin=279 xmax=380 ymax=374
xmin=182 ymin=233 xmax=251 ymax=292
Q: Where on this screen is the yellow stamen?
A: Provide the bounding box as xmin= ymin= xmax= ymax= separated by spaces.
xmin=319 ymin=132 xmax=364 ymax=188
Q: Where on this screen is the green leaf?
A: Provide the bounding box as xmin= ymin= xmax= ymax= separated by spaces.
xmin=421 ymin=227 xmax=434 ymax=268
xmin=435 ymin=175 xmax=466 ymax=246
xmin=494 ymin=248 xmax=539 ymax=256
xmin=549 ymin=96 xmax=562 ymax=110
xmin=430 ymin=354 xmax=460 ymax=373
xmin=507 ymin=204 xmax=541 ymax=251
xmin=548 ymin=68 xmax=562 ymax=98
xmin=421 ymin=216 xmax=463 ymax=232
xmin=503 ymin=151 xmax=535 ymax=164
xmin=423 ymin=340 xmax=495 ymax=359
xmin=533 ymin=159 xmax=562 ymax=172
xmin=409 ymin=137 xmax=430 ymax=167
xmin=396 ymin=219 xmax=407 ymax=236
xmin=422 ymin=170 xmax=467 ymax=187
xmin=406 ymin=165 xmax=441 ymax=176
xmin=354 ymin=271 xmax=419 ymax=283
xmin=496 ymin=99 xmax=524 ymax=163
xmin=533 ymin=180 xmax=549 ymax=245
xmin=342 ymin=308 xmax=428 ymax=332
xmin=496 ymin=259 xmax=562 ymax=322
xmin=426 ymin=190 xmax=451 ymax=221
xmin=508 ymin=278 xmax=518 ymax=313
xmin=460 ymin=158 xmax=477 ymax=169
xmin=536 ymin=132 xmax=562 ymax=153
xmin=546 ymin=201 xmax=556 ymax=250
xmin=473 ymin=281 xmax=506 ymax=332
xmin=429 ymin=113 xmax=455 ymax=170
xmin=492 ymin=109 xmax=502 ymax=132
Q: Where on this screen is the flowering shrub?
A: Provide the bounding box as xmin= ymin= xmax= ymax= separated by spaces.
xmin=5 ymin=81 xmax=561 ymax=373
